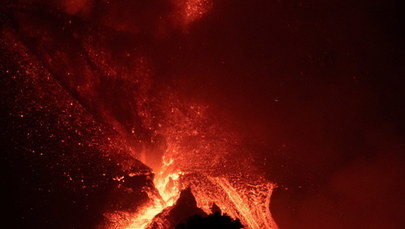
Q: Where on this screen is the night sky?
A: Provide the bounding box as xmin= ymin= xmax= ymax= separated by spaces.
xmin=1 ymin=0 xmax=404 ymax=228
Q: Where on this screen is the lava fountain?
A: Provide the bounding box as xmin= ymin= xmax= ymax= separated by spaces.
xmin=103 ymin=99 xmax=279 ymax=229
xmin=126 ymin=156 xmax=184 ymax=229
xmin=1 ymin=1 xmax=279 ymax=228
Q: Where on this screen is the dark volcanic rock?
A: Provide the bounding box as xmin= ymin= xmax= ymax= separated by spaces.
xmin=147 ymin=187 xmax=207 ymax=229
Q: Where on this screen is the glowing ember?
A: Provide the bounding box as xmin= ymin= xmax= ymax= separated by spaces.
xmin=172 ymin=0 xmax=213 ymax=27
xmin=183 ymin=0 xmax=212 ymax=23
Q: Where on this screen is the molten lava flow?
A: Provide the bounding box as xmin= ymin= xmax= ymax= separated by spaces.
xmin=126 ymin=156 xmax=183 ymax=229
xmin=154 ymin=157 xmax=184 ymax=207
xmin=206 ymin=177 xmax=277 ymax=229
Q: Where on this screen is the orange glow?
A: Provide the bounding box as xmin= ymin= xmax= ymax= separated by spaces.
xmin=101 ymin=100 xmax=280 ymax=229
xmin=126 ymin=156 xmax=183 ymax=229
xmin=154 ymin=156 xmax=184 ymax=206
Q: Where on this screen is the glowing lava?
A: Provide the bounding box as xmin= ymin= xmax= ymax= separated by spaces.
xmin=108 ymin=100 xmax=280 ymax=229
xmin=126 ymin=156 xmax=183 ymax=229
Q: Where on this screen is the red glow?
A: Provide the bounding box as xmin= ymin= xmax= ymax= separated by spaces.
xmin=172 ymin=0 xmax=213 ymax=28
xmin=3 ymin=1 xmax=403 ymax=229
xmin=102 ymin=98 xmax=279 ymax=228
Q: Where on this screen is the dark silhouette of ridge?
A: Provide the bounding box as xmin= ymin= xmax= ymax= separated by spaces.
xmin=175 ymin=211 xmax=244 ymax=229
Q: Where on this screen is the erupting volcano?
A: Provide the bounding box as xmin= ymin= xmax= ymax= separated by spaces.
xmin=0 ymin=1 xmax=279 ymax=228
xmin=2 ymin=0 xmax=405 ymax=229
xmin=82 ymin=78 xmax=279 ymax=229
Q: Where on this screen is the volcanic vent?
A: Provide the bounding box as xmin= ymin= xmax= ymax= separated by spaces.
xmin=101 ymin=95 xmax=279 ymax=229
